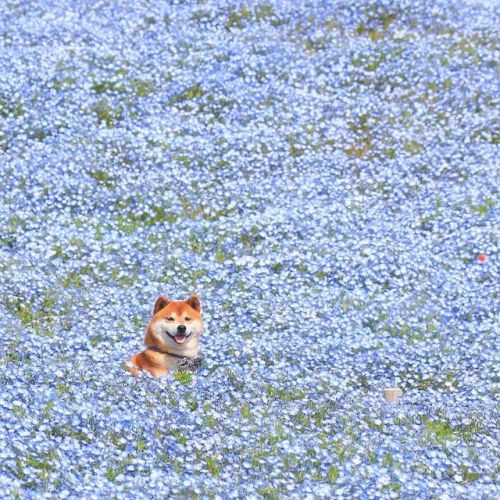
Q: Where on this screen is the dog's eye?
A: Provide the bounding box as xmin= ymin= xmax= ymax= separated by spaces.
xmin=166 ymin=317 xmax=174 ymax=321
xmin=185 ymin=317 xmax=192 ymax=322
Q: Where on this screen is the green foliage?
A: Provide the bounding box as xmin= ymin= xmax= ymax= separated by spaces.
xmin=174 ymin=370 xmax=193 ymax=384
xmin=131 ymin=79 xmax=154 ymax=97
xmin=327 ymin=464 xmax=339 ymax=483
xmin=423 ymin=418 xmax=455 ymax=444
xmin=0 ymin=97 xmax=23 ymax=117
xmin=459 ymin=465 xmax=481 ymax=482
xmin=4 ymin=293 xmax=58 ymax=336
xmin=92 ymin=80 xmax=126 ymax=94
xmin=136 ymin=436 xmax=146 ymax=452
xmin=225 ymin=3 xmax=280 ymax=30
xmin=256 ymin=486 xmax=282 ymax=500
xmin=168 ymin=83 xmax=204 ymax=107
xmin=117 ymin=206 xmax=176 ymax=233
xmin=52 ymin=77 xmax=77 ymax=90
xmin=168 ymin=428 xmax=188 ymax=445
xmin=241 ymin=405 xmax=251 ymax=418
xmin=472 ymin=198 xmax=494 ymax=216
xmin=88 ymin=170 xmax=115 ymax=188
xmin=104 ymin=452 xmax=134 ymax=480
xmin=93 ymin=98 xmax=123 ymax=127
xmin=226 ymin=6 xmax=252 ymax=30
xmin=205 ymin=456 xmax=219 ymax=478
xmin=265 ymin=384 xmax=306 ymax=402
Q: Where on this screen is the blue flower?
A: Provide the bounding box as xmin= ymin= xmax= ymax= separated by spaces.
xmin=0 ymin=0 xmax=498 ymax=497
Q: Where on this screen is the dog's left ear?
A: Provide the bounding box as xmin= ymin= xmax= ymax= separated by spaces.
xmin=186 ymin=295 xmax=201 ymax=312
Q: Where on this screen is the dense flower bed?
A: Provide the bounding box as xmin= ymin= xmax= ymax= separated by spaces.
xmin=0 ymin=0 xmax=498 ymax=497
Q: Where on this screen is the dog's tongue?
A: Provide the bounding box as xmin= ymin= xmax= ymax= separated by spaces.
xmin=174 ymin=335 xmax=187 ymax=344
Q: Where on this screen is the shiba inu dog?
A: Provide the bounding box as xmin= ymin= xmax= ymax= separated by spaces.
xmin=123 ymin=295 xmax=204 ymax=377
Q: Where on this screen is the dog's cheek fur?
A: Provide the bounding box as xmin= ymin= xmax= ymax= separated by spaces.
xmin=190 ymin=319 xmax=203 ymax=336
xmin=144 ymin=319 xmax=166 ymax=346
xmin=152 ymin=319 xmax=169 ymax=340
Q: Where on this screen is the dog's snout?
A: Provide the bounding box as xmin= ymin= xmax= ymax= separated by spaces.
xmin=177 ymin=325 xmax=187 ymax=335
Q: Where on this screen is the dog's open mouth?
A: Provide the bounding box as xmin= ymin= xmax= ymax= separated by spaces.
xmin=167 ymin=332 xmax=192 ymax=344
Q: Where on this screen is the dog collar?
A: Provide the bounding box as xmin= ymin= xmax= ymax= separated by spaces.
xmin=146 ymin=346 xmax=203 ymax=372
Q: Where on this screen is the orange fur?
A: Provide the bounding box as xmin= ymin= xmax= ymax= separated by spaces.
xmin=124 ymin=295 xmax=204 ymax=377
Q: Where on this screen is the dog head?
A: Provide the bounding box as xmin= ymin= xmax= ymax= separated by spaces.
xmin=144 ymin=295 xmax=204 ymax=352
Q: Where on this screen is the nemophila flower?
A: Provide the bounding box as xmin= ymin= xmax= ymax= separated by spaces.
xmin=0 ymin=0 xmax=498 ymax=497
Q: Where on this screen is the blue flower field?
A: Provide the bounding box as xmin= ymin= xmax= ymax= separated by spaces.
xmin=0 ymin=0 xmax=498 ymax=497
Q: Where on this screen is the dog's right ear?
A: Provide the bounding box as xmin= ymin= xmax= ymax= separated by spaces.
xmin=153 ymin=295 xmax=170 ymax=314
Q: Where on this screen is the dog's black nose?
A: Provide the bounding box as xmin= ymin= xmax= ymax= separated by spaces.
xmin=177 ymin=325 xmax=187 ymax=335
